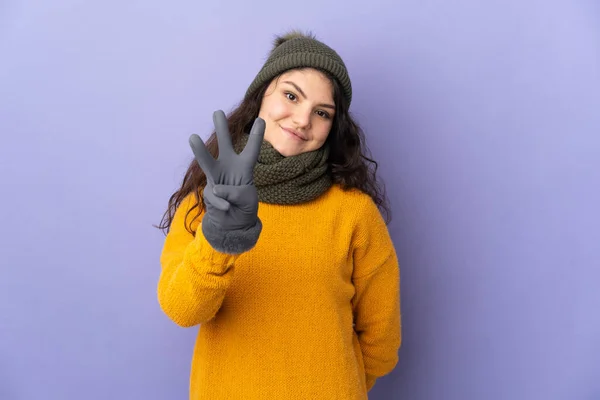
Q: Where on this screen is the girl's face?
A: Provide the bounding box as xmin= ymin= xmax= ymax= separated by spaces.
xmin=258 ymin=68 xmax=335 ymax=157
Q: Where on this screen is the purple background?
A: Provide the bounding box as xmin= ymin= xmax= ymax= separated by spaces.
xmin=1 ymin=1 xmax=599 ymax=399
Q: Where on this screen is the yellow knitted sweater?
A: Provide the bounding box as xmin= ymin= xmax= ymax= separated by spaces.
xmin=157 ymin=184 xmax=401 ymax=399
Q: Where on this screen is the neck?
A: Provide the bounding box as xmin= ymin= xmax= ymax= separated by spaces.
xmin=235 ymin=133 xmax=332 ymax=204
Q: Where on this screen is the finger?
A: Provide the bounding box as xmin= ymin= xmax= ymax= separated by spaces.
xmin=240 ymin=117 xmax=265 ymax=163
xmin=212 ymin=184 xmax=252 ymax=205
xmin=204 ymin=185 xmax=230 ymax=211
xmin=189 ymin=134 xmax=215 ymax=183
xmin=213 ymin=110 xmax=233 ymax=157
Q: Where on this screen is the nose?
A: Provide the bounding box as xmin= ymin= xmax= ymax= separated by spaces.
xmin=291 ymin=106 xmax=312 ymax=130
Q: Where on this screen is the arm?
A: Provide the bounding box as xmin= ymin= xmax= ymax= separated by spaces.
xmin=157 ymin=194 xmax=240 ymax=327
xmin=157 ymin=110 xmax=265 ymax=327
xmin=351 ymin=197 xmax=402 ymax=391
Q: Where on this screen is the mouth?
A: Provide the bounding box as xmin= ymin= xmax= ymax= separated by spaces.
xmin=281 ymin=126 xmax=307 ymax=141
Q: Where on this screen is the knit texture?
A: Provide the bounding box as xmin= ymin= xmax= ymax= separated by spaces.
xmin=245 ymin=31 xmax=353 ymax=106
xmin=158 ymin=184 xmax=402 ymax=399
xmin=233 ymin=133 xmax=332 ymax=204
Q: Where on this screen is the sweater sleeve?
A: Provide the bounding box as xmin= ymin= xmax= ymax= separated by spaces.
xmin=351 ymin=196 xmax=402 ymax=390
xmin=157 ymin=194 xmax=240 ymax=327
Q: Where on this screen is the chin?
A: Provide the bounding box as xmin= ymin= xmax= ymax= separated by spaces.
xmin=273 ymin=143 xmax=302 ymax=157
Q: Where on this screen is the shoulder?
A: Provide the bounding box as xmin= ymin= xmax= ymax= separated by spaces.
xmin=326 ymin=184 xmax=383 ymax=222
xmin=327 ymin=184 xmax=392 ymax=245
xmin=332 ymin=185 xmax=397 ymax=277
xmin=326 ymin=183 xmax=371 ymax=204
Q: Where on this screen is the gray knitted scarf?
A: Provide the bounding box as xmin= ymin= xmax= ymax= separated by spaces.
xmin=234 ymin=133 xmax=332 ymax=204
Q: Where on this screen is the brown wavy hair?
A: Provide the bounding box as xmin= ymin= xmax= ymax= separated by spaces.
xmin=156 ymin=69 xmax=391 ymax=235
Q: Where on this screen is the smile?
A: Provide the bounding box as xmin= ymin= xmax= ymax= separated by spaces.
xmin=281 ymin=126 xmax=307 ymax=141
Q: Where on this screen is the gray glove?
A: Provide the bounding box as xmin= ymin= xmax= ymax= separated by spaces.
xmin=189 ymin=110 xmax=265 ymax=254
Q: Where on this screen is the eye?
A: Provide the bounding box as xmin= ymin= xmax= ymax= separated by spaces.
xmin=316 ymin=110 xmax=331 ymax=119
xmin=284 ymin=92 xmax=297 ymax=102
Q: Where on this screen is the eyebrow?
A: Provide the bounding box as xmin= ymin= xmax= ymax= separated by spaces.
xmin=282 ymin=81 xmax=336 ymax=110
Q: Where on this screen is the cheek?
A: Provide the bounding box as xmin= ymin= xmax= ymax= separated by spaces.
xmin=313 ymin=120 xmax=333 ymax=142
xmin=267 ymin=99 xmax=291 ymax=122
xmin=261 ymin=98 xmax=289 ymax=140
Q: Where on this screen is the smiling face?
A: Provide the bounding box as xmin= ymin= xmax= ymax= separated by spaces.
xmin=257 ymin=68 xmax=335 ymax=157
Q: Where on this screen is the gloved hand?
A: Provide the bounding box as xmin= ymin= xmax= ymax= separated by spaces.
xmin=189 ymin=110 xmax=265 ymax=254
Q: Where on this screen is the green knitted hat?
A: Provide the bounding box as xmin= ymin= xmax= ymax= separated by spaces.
xmin=245 ymin=30 xmax=353 ymax=107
